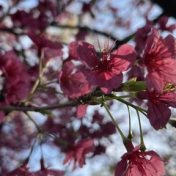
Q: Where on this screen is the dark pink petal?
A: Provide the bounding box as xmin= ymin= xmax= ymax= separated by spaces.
xmin=135 ymin=22 xmax=153 ymax=54
xmin=84 ymin=69 xmax=122 ymax=94
xmin=59 ymin=61 xmax=92 ymax=98
xmin=0 ymin=51 xmax=30 ymax=104
xmin=146 ymin=151 xmax=166 ymax=176
xmin=60 ymin=71 xmax=91 ymax=98
xmin=144 ymin=29 xmax=165 ymax=56
xmin=158 ymin=16 xmax=176 ymax=32
xmin=76 ymin=104 xmax=88 ymax=118
xmin=146 ymin=72 xmax=164 ymax=93
xmin=11 ymin=9 xmax=50 ymax=31
xmin=125 ymin=165 xmax=144 ymax=176
xmin=156 ymin=59 xmax=176 ymax=84
xmin=60 ymin=61 xmax=75 ymax=75
xmin=144 ymin=29 xmax=176 ymax=92
xmin=100 ymin=74 xmax=123 ymax=94
xmin=69 ymin=41 xmax=98 ymax=67
xmin=159 ymin=92 xmax=176 ymax=107
xmin=147 ymin=101 xmax=170 ymax=130
xmin=164 ymin=35 xmax=176 ymax=59
xmin=146 ymin=90 xmax=176 ymax=130
xmin=146 ymin=59 xmax=176 ymax=92
xmin=64 ymin=139 xmax=94 ymax=168
xmin=144 ymin=29 xmax=173 ymax=63
xmin=115 ymin=148 xmax=165 ymax=176
xmin=115 ymin=159 xmax=127 ymax=176
xmin=127 ymin=65 xmax=145 ymax=81
xmin=112 ymin=44 xmax=136 ymax=73
xmin=28 ymin=32 xmax=62 ymax=51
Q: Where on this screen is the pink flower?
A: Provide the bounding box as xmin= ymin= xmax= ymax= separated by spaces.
xmin=115 ymin=147 xmax=165 ymax=176
xmin=63 ymin=139 xmax=94 ymax=168
xmin=147 ymin=90 xmax=176 ymax=130
xmin=0 ymin=51 xmax=30 ymax=104
xmin=59 ymin=61 xmax=92 ymax=99
xmin=0 ymin=51 xmax=30 ymax=122
xmin=143 ymin=28 xmax=176 ymax=93
xmin=69 ymin=41 xmax=136 ymax=93
xmin=28 ymin=32 xmax=63 ymax=60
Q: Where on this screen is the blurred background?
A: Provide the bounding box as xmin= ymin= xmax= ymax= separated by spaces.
xmin=0 ymin=0 xmax=176 ymax=175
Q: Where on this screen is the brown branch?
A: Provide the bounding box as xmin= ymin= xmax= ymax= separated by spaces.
xmin=50 ymin=23 xmax=118 ymax=41
xmin=0 ymin=27 xmax=25 ymax=35
xmin=0 ymin=11 xmax=163 ymax=52
xmin=0 ymin=89 xmax=102 ymax=113
xmin=50 ymin=11 xmax=162 ymax=51
xmin=50 ymin=23 xmax=135 ymax=50
xmin=0 ymin=100 xmax=79 ymax=113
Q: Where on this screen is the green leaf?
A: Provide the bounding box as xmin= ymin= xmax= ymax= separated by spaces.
xmin=122 ymin=80 xmax=146 ymax=92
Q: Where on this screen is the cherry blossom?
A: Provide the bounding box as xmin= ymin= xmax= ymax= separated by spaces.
xmin=63 ymin=139 xmax=95 ymax=168
xmin=59 ymin=61 xmax=92 ymax=98
xmin=147 ymin=90 xmax=176 ymax=129
xmin=115 ymin=147 xmax=165 ymax=176
xmin=69 ymin=41 xmax=136 ymax=93
xmin=143 ymin=29 xmax=176 ymax=93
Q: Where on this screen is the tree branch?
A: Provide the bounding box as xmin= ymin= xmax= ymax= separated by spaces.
xmin=0 ymin=100 xmax=79 ymax=113
xmin=50 ymin=23 xmax=137 ymax=50
xmin=51 ymin=11 xmax=163 ymax=51
xmin=0 ymin=27 xmax=25 ymax=35
xmin=50 ymin=23 xmax=118 ymax=41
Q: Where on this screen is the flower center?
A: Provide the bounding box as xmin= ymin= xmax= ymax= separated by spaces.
xmin=93 ymin=52 xmax=112 ymax=72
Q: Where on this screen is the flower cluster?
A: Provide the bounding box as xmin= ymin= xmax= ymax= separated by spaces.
xmin=57 ymin=28 xmax=176 ymax=175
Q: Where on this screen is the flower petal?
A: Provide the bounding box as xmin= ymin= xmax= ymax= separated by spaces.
xmin=147 ymin=101 xmax=171 ymax=130
xmin=69 ymin=41 xmax=98 ymax=67
xmin=112 ymin=44 xmax=136 ymax=72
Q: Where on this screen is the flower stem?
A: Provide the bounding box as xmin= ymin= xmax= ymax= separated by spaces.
xmin=26 ymin=138 xmax=37 ymax=162
xmin=108 ymin=94 xmax=147 ymax=116
xmin=24 ymin=57 xmax=44 ymax=103
xmin=127 ymin=105 xmax=132 ymax=140
xmin=136 ymin=110 xmax=146 ymax=151
xmin=0 ymin=100 xmax=79 ymax=112
xmin=25 ymin=112 xmax=42 ymax=133
xmin=102 ymin=101 xmax=126 ymax=140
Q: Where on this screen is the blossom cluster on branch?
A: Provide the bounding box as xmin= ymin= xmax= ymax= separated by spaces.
xmin=0 ymin=0 xmax=176 ymax=176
